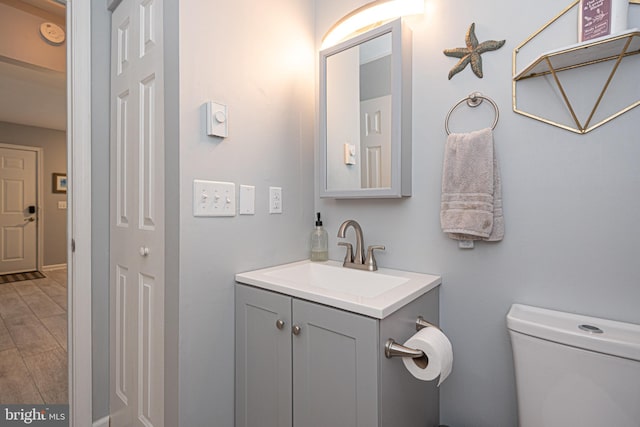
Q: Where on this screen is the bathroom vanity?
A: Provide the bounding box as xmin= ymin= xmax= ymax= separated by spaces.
xmin=235 ymin=260 xmax=441 ymax=427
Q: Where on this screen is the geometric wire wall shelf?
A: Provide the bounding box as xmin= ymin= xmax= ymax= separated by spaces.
xmin=513 ymin=0 xmax=640 ymax=134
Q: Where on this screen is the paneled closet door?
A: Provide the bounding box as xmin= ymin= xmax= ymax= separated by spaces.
xmin=109 ymin=0 xmax=165 ymax=426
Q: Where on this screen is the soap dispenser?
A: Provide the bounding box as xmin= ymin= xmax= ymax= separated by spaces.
xmin=310 ymin=212 xmax=329 ymax=262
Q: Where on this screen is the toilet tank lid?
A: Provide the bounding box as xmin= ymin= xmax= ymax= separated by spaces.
xmin=507 ymin=304 xmax=640 ymax=362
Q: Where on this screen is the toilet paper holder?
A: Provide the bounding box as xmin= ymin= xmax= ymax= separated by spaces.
xmin=384 ymin=316 xmax=439 ymax=359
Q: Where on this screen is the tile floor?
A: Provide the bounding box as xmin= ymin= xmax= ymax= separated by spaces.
xmin=0 ymin=268 xmax=67 ymax=404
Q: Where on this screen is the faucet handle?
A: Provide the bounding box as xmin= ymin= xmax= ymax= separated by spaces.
xmin=365 ymin=245 xmax=385 ymax=271
xmin=338 ymin=242 xmax=353 ymax=265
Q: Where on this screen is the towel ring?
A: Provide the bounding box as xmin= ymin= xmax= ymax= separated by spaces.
xmin=445 ymin=92 xmax=499 ymax=135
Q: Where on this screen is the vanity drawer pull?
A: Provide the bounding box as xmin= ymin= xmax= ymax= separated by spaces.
xmin=292 ymin=325 xmax=301 ymax=336
xmin=276 ymin=319 xmax=285 ymax=330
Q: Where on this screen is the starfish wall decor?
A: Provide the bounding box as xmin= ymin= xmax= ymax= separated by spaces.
xmin=443 ymin=23 xmax=505 ymax=80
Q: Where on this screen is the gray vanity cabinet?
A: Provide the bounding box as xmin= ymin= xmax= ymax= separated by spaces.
xmin=235 ymin=283 xmax=439 ymax=427
xmin=235 ymin=284 xmax=378 ymax=427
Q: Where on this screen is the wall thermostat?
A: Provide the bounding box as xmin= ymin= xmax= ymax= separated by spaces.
xmin=206 ymin=101 xmax=228 ymax=138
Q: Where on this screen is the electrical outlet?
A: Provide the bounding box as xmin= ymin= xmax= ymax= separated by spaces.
xmin=269 ymin=186 xmax=282 ymax=214
xmin=193 ymin=180 xmax=236 ymax=217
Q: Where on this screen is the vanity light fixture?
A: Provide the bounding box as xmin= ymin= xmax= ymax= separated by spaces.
xmin=321 ymin=0 xmax=425 ymax=49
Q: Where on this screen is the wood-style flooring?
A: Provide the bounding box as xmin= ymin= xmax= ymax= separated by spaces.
xmin=0 ymin=268 xmax=67 ymax=404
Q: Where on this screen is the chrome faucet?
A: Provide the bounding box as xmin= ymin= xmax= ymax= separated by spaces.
xmin=337 ymin=220 xmax=385 ymax=271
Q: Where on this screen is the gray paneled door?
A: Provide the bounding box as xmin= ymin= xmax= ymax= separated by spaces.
xmin=236 ymin=285 xmax=292 ymax=427
xmin=109 ymin=0 xmax=165 ymax=425
xmin=292 ymin=299 xmax=379 ymax=427
xmin=236 ymin=284 xmax=379 ymax=427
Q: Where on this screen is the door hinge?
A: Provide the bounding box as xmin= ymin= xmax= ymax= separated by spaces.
xmin=71 ymin=238 xmax=76 ymax=252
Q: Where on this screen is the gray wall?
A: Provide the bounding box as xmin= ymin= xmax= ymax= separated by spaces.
xmin=0 ymin=121 xmax=67 ymax=267
xmin=163 ymin=0 xmax=180 ymax=424
xmin=177 ymin=0 xmax=315 ymax=424
xmin=87 ymin=0 xmax=640 ymax=424
xmin=91 ymin=1 xmax=111 ymax=421
xmin=315 ymin=1 xmax=640 ymax=427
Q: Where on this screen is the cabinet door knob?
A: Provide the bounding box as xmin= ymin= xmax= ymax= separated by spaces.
xmin=139 ymin=246 xmax=150 ymax=257
xmin=276 ymin=319 xmax=285 ymax=330
xmin=292 ymin=325 xmax=301 ymax=336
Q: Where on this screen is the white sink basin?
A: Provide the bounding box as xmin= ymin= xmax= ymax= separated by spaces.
xmin=265 ymin=262 xmax=410 ymax=298
xmin=236 ymin=260 xmax=441 ymax=319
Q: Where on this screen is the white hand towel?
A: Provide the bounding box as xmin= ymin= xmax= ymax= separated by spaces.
xmin=440 ymin=128 xmax=504 ymax=242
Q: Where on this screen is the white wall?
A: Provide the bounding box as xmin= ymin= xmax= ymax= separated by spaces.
xmin=177 ymin=0 xmax=315 ymax=424
xmin=315 ymin=1 xmax=640 ymax=426
xmin=326 ymin=46 xmax=361 ymax=190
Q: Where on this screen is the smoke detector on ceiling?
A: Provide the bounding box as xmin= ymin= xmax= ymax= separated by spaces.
xmin=39 ymin=22 xmax=65 ymax=45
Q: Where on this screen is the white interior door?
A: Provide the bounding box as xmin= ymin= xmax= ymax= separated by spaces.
xmin=360 ymin=96 xmax=391 ymax=188
xmin=109 ymin=0 xmax=165 ymax=426
xmin=0 ymin=146 xmax=37 ymax=274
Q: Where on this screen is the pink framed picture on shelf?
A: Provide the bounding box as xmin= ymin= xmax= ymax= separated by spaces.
xmin=579 ymin=0 xmax=629 ymax=42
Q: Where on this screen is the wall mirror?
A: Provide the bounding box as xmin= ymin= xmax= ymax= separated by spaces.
xmin=320 ymin=18 xmax=412 ymax=198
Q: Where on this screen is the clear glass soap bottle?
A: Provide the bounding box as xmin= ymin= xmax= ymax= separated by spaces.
xmin=310 ymin=212 xmax=328 ymax=262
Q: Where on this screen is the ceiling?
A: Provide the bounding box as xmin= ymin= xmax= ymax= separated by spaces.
xmin=0 ymin=0 xmax=66 ymax=131
xmin=19 ymin=0 xmax=64 ymax=17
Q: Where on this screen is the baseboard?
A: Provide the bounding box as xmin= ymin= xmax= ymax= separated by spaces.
xmin=93 ymin=415 xmax=109 ymax=427
xmin=42 ymin=263 xmax=68 ymax=271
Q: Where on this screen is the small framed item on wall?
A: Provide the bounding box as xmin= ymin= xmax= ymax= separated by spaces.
xmin=52 ymin=173 xmax=67 ymax=193
xmin=579 ymin=0 xmax=629 ymax=42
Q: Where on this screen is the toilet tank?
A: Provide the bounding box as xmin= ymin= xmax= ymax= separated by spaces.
xmin=507 ymin=304 xmax=640 ymax=427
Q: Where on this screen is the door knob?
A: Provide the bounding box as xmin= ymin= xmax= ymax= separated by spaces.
xmin=292 ymin=325 xmax=301 ymax=336
xmin=139 ymin=246 xmax=150 ymax=257
xmin=24 ymin=217 xmax=35 ymax=222
xmin=276 ymin=319 xmax=285 ymax=330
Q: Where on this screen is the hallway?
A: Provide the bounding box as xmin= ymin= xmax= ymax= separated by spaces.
xmin=0 ymin=268 xmax=67 ymax=404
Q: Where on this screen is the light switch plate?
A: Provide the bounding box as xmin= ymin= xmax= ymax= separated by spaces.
xmin=269 ymin=186 xmax=282 ymax=214
xmin=239 ymin=185 xmax=255 ymax=215
xmin=193 ymin=179 xmax=236 ymax=217
xmin=344 ymin=143 xmax=356 ymax=165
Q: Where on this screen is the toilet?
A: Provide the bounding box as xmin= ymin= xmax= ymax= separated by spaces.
xmin=507 ymin=304 xmax=640 ymax=427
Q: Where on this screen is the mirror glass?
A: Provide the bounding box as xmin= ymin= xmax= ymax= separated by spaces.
xmin=324 ymin=33 xmax=393 ymax=192
xmin=320 ymin=18 xmax=411 ymax=199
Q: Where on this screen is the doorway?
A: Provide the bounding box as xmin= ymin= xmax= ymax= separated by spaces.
xmin=0 ymin=0 xmax=69 ymax=411
xmin=0 ymin=144 xmax=41 ymax=275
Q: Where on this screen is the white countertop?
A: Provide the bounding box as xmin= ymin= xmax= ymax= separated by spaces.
xmin=235 ymin=260 xmax=441 ymax=319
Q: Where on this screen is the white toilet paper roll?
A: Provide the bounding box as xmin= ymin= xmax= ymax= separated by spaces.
xmin=401 ymin=327 xmax=453 ymax=386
